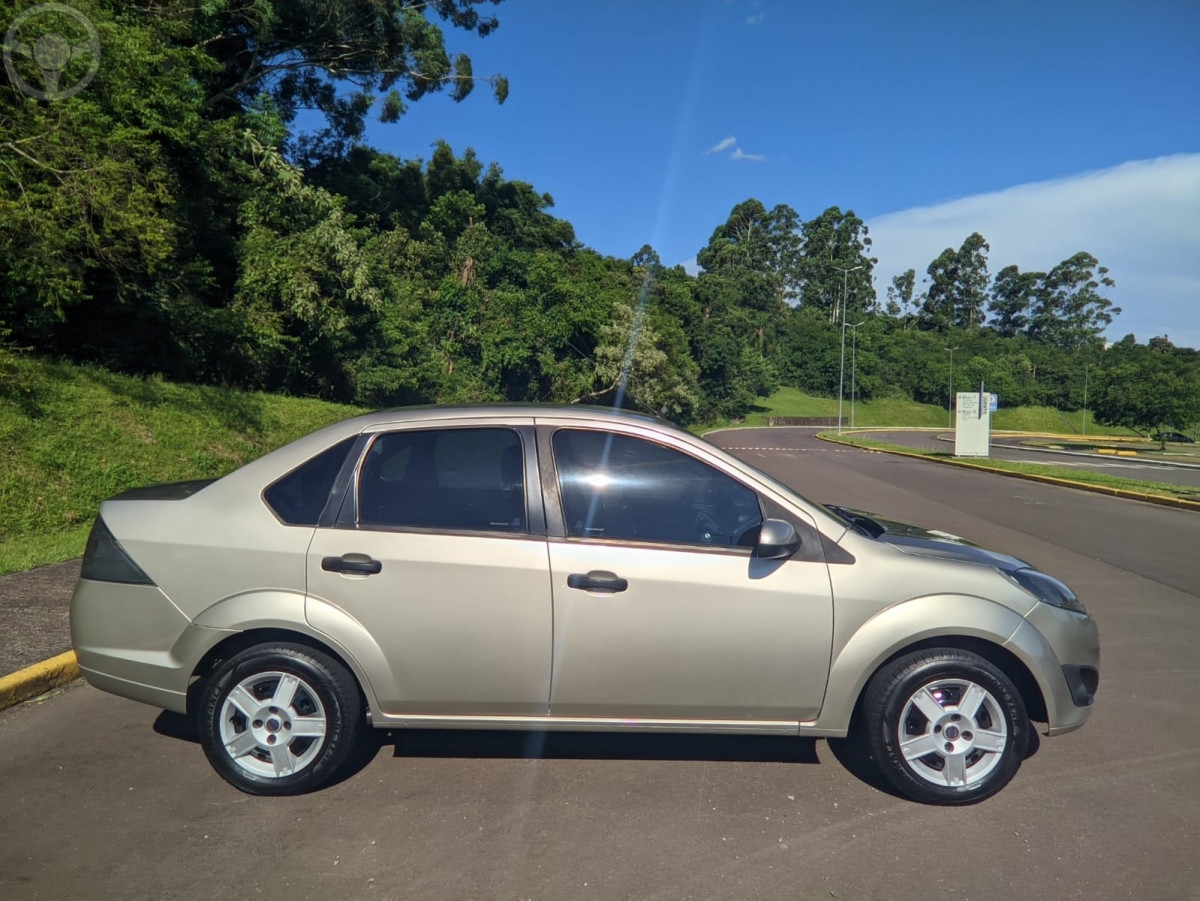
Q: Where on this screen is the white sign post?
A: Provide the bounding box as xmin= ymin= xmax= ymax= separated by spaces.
xmin=954 ymin=388 xmax=997 ymax=457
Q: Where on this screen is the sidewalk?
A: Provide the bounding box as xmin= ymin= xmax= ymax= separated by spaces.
xmin=0 ymin=559 xmax=80 ymax=677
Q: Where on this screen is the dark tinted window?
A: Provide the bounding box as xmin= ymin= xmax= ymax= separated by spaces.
xmin=263 ymin=437 xmax=357 ymax=525
xmin=358 ymin=428 xmax=526 ymax=533
xmin=553 ymin=429 xmax=762 ymax=548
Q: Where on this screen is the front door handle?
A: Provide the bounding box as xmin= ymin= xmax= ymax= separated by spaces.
xmin=567 ymin=571 xmax=628 ymax=593
xmin=322 ymin=554 xmax=383 ymax=575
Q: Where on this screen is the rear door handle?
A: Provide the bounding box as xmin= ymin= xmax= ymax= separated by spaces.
xmin=322 ymin=554 xmax=383 ymax=575
xmin=567 ymin=572 xmax=628 ymax=593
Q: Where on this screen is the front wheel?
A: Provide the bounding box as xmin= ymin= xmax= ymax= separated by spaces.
xmin=198 ymin=643 xmax=364 ymax=795
xmin=863 ymin=649 xmax=1028 ymax=805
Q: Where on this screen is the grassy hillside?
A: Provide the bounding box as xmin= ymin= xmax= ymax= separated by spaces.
xmin=718 ymin=387 xmax=1136 ymax=435
xmin=0 ymin=350 xmax=362 ymax=574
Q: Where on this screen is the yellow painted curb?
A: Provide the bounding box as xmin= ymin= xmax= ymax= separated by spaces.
xmin=817 ymin=435 xmax=1200 ymax=513
xmin=0 ymin=650 xmax=79 ymax=711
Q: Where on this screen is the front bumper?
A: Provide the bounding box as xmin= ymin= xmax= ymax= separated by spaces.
xmin=1007 ymin=602 xmax=1100 ymax=736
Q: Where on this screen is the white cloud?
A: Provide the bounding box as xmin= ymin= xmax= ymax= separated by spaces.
xmin=730 ymin=147 xmax=766 ymax=162
xmin=867 ymin=154 xmax=1200 ymax=348
xmin=704 ymin=136 xmax=767 ymax=162
xmin=705 ymin=136 xmax=737 ymax=154
xmin=679 ymin=257 xmax=700 ymax=276
xmin=746 ymin=13 xmax=765 ymax=25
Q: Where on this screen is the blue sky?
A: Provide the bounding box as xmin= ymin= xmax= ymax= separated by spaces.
xmin=359 ymin=0 xmax=1200 ymax=347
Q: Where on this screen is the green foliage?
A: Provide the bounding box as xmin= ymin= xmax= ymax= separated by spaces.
xmin=1091 ymin=338 xmax=1200 ymax=442
xmin=919 ymin=232 xmax=990 ymax=329
xmin=795 ymin=206 xmax=877 ymax=320
xmin=0 ymin=348 xmax=360 ymax=573
xmin=190 ymin=0 xmax=508 ymax=146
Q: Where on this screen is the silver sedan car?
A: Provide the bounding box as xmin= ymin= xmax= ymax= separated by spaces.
xmin=70 ymin=405 xmax=1099 ymax=804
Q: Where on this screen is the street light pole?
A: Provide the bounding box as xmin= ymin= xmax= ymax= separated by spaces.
xmin=945 ymin=345 xmax=959 ymax=429
xmin=848 ymin=321 xmax=865 ymax=428
xmin=833 ymin=265 xmax=863 ymax=434
xmin=1082 ymin=363 xmax=1090 ymax=435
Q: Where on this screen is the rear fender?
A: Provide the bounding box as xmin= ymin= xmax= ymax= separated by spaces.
xmin=187 ymin=590 xmax=386 ymax=714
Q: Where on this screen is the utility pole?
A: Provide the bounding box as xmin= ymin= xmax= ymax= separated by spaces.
xmin=834 ymin=265 xmax=863 ymax=434
xmin=945 ymin=345 xmax=959 ymax=429
xmin=1082 ymin=363 xmax=1090 ymax=435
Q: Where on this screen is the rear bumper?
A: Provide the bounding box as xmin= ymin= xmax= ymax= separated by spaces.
xmin=76 ymin=664 xmax=188 ymax=713
xmin=70 ymin=578 xmax=199 ymax=714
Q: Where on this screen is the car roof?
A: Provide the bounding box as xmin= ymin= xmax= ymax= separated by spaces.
xmin=345 ymin=403 xmax=668 ymax=430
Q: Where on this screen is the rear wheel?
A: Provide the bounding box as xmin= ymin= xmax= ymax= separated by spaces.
xmin=198 ymin=643 xmax=363 ymax=795
xmin=863 ymin=649 xmax=1028 ymax=805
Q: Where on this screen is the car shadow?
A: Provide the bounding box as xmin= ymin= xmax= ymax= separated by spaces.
xmin=384 ymin=730 xmax=822 ymax=764
xmin=824 ymin=714 xmax=1044 ymax=801
xmin=154 ymin=710 xmax=199 ymax=743
xmin=152 ymin=712 xmax=1041 ymax=796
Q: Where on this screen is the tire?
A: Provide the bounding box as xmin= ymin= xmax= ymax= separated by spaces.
xmin=198 ymin=643 xmax=364 ymax=796
xmin=863 ymin=648 xmax=1028 ymax=805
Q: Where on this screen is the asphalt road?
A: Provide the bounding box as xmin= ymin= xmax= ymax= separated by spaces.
xmin=852 ymin=429 xmax=1200 ymax=491
xmin=2 ymin=428 xmax=1198 ymax=900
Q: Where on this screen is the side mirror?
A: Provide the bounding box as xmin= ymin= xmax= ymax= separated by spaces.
xmin=753 ymin=518 xmax=800 ymax=560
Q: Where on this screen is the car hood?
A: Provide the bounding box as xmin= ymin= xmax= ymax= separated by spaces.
xmin=825 ymin=505 xmax=1030 ymax=572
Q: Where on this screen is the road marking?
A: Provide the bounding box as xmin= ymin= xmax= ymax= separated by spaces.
xmin=721 ymin=447 xmax=850 ymax=452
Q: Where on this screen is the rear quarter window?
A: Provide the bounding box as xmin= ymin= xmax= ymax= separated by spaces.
xmin=263 ymin=436 xmax=358 ymax=525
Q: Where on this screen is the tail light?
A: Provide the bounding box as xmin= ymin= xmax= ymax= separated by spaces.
xmin=80 ymin=517 xmax=155 ymax=585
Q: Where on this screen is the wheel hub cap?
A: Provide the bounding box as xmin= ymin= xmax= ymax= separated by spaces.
xmin=218 ymin=671 xmax=328 ymax=779
xmin=898 ymin=678 xmax=1008 ymax=789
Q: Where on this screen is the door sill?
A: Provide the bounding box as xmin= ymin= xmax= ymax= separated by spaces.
xmin=368 ymin=713 xmax=801 ymax=735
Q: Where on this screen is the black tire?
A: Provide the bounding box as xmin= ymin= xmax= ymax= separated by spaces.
xmin=198 ymin=643 xmax=364 ymax=796
xmin=863 ymin=648 xmax=1028 ymax=805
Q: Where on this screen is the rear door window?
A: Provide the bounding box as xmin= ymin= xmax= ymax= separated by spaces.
xmin=358 ymin=428 xmax=526 ymax=533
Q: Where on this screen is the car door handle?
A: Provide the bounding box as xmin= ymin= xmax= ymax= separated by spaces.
xmin=567 ymin=572 xmax=628 ymax=593
xmin=321 ymin=554 xmax=383 ymax=575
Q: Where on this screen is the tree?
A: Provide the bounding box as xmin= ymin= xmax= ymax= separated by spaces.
xmin=796 ymin=207 xmax=876 ymax=321
xmin=192 ymin=0 xmax=509 ymax=151
xmin=919 ymin=232 xmax=990 ymax=330
xmin=988 ymin=265 xmax=1041 ymax=338
xmin=582 ymin=298 xmax=699 ymax=421
xmin=1092 ymin=342 xmax=1200 ymax=444
xmin=230 ymin=134 xmax=384 ymax=397
xmin=696 ymin=199 xmax=803 ymax=308
xmin=1029 ymin=252 xmax=1119 ymax=349
xmin=885 ymin=269 xmax=916 ymax=326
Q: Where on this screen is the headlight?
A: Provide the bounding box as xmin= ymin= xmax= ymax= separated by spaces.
xmin=1004 ymin=567 xmax=1086 ymax=614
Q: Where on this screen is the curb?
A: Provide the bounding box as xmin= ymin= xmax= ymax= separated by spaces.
xmin=816 ymin=434 xmax=1200 ymax=513
xmin=0 ymin=650 xmax=79 ymax=712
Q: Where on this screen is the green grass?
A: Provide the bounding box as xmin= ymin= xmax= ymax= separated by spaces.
xmin=0 ymin=350 xmax=363 ymax=574
xmin=705 ymin=387 xmax=1138 ymax=435
xmin=822 ymin=434 xmax=1198 ymax=502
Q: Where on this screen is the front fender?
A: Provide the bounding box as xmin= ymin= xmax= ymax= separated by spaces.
xmin=808 ymin=594 xmax=1026 ymax=734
